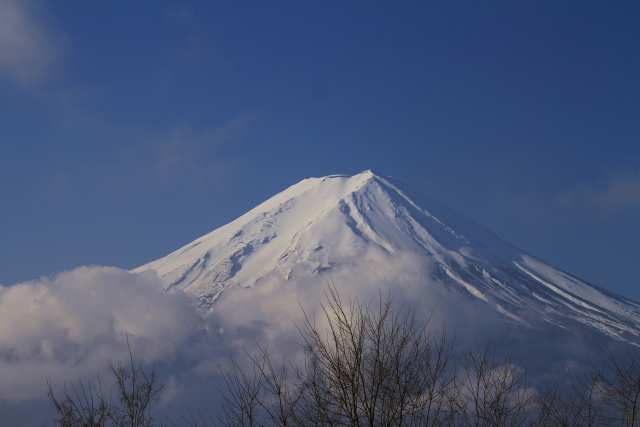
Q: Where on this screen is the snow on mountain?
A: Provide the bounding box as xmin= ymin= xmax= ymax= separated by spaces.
xmin=134 ymin=171 xmax=640 ymax=345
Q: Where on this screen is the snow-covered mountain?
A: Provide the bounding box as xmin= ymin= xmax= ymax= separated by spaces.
xmin=134 ymin=171 xmax=640 ymax=344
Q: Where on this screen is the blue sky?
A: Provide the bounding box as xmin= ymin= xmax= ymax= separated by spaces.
xmin=1 ymin=1 xmax=639 ymax=299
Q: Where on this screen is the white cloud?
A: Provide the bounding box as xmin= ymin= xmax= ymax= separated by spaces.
xmin=0 ymin=0 xmax=62 ymax=87
xmin=558 ymin=171 xmax=640 ymax=215
xmin=0 ymin=266 xmax=200 ymax=401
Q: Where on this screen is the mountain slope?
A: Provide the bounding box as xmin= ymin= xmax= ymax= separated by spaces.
xmin=134 ymin=171 xmax=640 ymax=344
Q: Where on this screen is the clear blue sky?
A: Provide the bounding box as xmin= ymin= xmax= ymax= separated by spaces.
xmin=1 ymin=1 xmax=639 ymax=299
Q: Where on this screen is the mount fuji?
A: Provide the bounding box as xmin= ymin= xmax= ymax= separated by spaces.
xmin=134 ymin=171 xmax=640 ymax=345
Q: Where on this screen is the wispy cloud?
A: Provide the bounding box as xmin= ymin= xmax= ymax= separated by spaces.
xmin=37 ymin=110 xmax=267 ymax=199
xmin=138 ymin=112 xmax=267 ymax=186
xmin=558 ymin=170 xmax=640 ymax=216
xmin=0 ymin=0 xmax=62 ymax=87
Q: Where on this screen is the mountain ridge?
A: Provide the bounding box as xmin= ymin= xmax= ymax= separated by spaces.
xmin=134 ymin=171 xmax=640 ymax=345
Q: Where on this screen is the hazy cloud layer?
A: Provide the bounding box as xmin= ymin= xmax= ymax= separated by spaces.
xmin=205 ymin=248 xmax=517 ymax=374
xmin=558 ymin=171 xmax=640 ymax=215
xmin=0 ymin=266 xmax=200 ymax=401
xmin=0 ymin=0 xmax=61 ymax=87
xmin=511 ymin=170 xmax=640 ymax=222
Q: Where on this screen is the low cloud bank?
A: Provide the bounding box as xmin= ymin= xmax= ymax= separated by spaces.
xmin=0 ymin=251 xmax=619 ymax=423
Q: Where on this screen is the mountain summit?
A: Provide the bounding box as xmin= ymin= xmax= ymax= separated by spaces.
xmin=135 ymin=171 xmax=640 ymax=344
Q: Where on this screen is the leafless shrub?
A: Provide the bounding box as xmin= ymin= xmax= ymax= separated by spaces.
xmin=591 ymin=345 xmax=640 ymax=426
xmin=217 ymin=284 xmax=458 ymax=426
xmin=47 ymin=338 xmax=163 ymax=427
xmin=452 ymin=341 xmax=533 ymax=427
xmin=534 ymin=366 xmax=601 ymax=427
xmin=46 ymin=375 xmax=109 ymax=427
